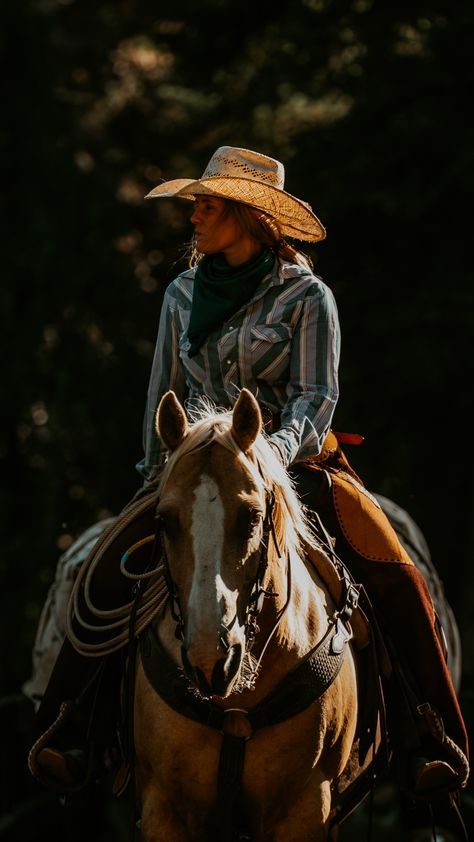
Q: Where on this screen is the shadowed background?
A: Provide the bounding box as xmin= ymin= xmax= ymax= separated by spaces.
xmin=1 ymin=0 xmax=473 ymax=838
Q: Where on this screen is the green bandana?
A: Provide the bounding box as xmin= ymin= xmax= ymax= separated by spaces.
xmin=188 ymin=246 xmax=275 ymax=357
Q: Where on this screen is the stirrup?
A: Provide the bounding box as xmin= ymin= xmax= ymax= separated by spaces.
xmin=411 ymin=755 xmax=462 ymax=799
xmin=416 ymin=703 xmax=470 ymax=790
xmin=36 ymin=746 xmax=89 ymax=790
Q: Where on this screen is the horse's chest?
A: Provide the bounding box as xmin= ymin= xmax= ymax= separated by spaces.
xmin=136 ymin=662 xmax=325 ymax=800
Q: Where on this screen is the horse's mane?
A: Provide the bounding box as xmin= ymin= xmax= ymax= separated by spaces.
xmin=158 ymin=400 xmax=318 ymax=560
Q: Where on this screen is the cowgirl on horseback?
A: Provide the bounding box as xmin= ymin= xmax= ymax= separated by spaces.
xmin=29 ymin=146 xmax=469 ymax=806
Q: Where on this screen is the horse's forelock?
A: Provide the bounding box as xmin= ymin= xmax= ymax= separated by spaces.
xmin=158 ymin=406 xmax=232 ymax=491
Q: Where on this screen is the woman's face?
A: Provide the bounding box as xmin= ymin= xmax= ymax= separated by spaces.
xmin=191 ymin=196 xmax=260 ymax=265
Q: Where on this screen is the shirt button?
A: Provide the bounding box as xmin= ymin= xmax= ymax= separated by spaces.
xmin=226 ymin=359 xmax=231 ymax=365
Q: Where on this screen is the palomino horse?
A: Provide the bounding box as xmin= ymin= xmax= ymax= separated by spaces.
xmin=24 ymin=391 xmax=462 ymax=839
xmin=133 ymin=388 xmax=361 ymax=842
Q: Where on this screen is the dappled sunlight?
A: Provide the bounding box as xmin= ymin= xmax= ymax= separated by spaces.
xmin=114 ymin=229 xmax=166 ymax=293
xmin=258 ymin=90 xmax=355 ymax=144
xmin=393 ymin=16 xmax=446 ymax=57
xmin=84 ymin=323 xmax=114 ymax=356
xmin=113 ymin=39 xmax=173 ymax=80
xmin=116 ymin=175 xmax=144 ymax=204
xmin=82 ymin=37 xmax=174 ymax=134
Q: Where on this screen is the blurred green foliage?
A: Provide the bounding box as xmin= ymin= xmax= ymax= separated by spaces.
xmin=1 ymin=0 xmax=473 ymax=838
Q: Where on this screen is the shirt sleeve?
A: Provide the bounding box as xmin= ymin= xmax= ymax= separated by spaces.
xmin=268 ymin=281 xmax=340 ymax=467
xmin=135 ymin=284 xmax=188 ymax=483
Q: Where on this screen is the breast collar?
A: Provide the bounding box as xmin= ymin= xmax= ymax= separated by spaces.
xmin=139 ymin=585 xmax=355 ymax=734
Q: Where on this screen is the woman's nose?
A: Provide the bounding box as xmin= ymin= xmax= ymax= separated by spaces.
xmin=190 ymin=208 xmax=201 ymax=224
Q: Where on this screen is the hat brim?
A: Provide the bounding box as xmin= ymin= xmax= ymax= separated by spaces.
xmin=145 ymin=176 xmax=326 ymax=242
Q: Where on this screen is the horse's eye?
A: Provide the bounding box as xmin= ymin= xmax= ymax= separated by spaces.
xmin=237 ymin=506 xmax=263 ymax=538
xmin=250 ymin=510 xmax=263 ymax=528
xmin=157 ymin=510 xmax=179 ymax=539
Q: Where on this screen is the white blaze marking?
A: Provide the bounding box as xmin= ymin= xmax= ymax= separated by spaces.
xmin=190 ymin=474 xmax=224 ymax=573
xmin=189 ymin=474 xmax=237 ymax=630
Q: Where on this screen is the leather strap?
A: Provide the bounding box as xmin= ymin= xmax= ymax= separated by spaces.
xmin=139 ymin=618 xmax=350 ymax=732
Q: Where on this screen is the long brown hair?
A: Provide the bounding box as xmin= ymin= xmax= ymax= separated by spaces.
xmin=188 ymin=200 xmax=313 ymax=270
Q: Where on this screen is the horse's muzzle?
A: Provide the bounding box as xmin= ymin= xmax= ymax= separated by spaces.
xmin=181 ymin=643 xmax=243 ymax=697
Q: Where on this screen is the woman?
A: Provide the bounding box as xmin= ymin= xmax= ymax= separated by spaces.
xmin=31 ymin=146 xmax=468 ymax=803
xmin=137 ymin=148 xmax=337 ymax=484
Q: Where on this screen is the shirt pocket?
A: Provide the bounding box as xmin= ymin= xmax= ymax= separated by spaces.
xmin=249 ymin=322 xmax=293 ymax=382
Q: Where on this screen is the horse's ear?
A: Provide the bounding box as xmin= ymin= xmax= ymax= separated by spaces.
xmin=231 ymin=389 xmax=262 ymax=452
xmin=156 ymin=391 xmax=189 ymax=452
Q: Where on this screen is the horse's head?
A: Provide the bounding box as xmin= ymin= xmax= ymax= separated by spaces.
xmin=155 ymin=389 xmax=298 ymax=698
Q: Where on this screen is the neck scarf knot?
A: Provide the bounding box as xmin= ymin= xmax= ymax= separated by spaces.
xmin=187 ymin=246 xmax=275 ymax=357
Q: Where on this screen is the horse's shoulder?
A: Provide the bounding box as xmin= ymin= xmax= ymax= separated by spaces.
xmin=302 ymin=539 xmax=369 ymax=650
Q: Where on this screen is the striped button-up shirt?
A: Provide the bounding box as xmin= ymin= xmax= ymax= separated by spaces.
xmin=137 ymin=257 xmax=340 ymax=482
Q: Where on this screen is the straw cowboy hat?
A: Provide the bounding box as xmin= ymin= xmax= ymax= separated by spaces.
xmin=144 ymin=146 xmax=326 ymax=242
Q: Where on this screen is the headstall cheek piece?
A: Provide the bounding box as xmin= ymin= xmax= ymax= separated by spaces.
xmin=155 ymin=490 xmax=281 ymax=652
xmin=154 ymin=513 xmax=185 ymax=642
xmin=243 ymin=490 xmax=281 ymax=651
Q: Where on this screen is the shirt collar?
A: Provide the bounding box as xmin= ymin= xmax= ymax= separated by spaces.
xmin=177 ymin=257 xmax=308 ymax=306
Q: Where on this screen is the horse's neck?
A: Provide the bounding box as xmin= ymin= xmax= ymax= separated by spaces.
xmin=255 ymin=548 xmax=331 ymax=679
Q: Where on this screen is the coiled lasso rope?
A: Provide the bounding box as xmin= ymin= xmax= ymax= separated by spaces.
xmin=65 ymin=496 xmax=169 ymax=657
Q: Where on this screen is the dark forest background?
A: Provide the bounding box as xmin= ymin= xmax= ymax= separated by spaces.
xmin=1 ymin=0 xmax=473 ymax=839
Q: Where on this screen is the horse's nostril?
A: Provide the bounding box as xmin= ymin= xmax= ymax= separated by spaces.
xmin=181 ymin=646 xmax=213 ymax=695
xmin=194 ymin=667 xmax=212 ymax=696
xmin=226 ymin=643 xmax=242 ymax=675
xmin=211 ymin=644 xmax=243 ymax=695
xmin=181 ymin=643 xmax=243 ymax=696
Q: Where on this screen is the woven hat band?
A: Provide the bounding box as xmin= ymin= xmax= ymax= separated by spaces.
xmin=201 ymin=147 xmax=285 ymax=189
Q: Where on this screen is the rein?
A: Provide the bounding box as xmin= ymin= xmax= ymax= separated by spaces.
xmin=248 ymin=490 xmax=293 ymax=679
xmin=140 ymin=603 xmax=353 ymax=730
xmin=157 ymin=487 xmax=293 ymax=690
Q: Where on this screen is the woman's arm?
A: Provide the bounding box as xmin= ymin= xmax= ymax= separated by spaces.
xmin=135 ymin=285 xmax=188 ymax=483
xmin=269 ymin=282 xmax=340 ymax=467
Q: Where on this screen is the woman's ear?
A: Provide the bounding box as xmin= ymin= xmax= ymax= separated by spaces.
xmin=156 ymin=391 xmax=189 ymax=452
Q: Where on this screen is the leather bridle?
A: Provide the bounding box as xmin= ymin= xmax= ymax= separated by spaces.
xmin=156 ymin=486 xmax=289 ymax=681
